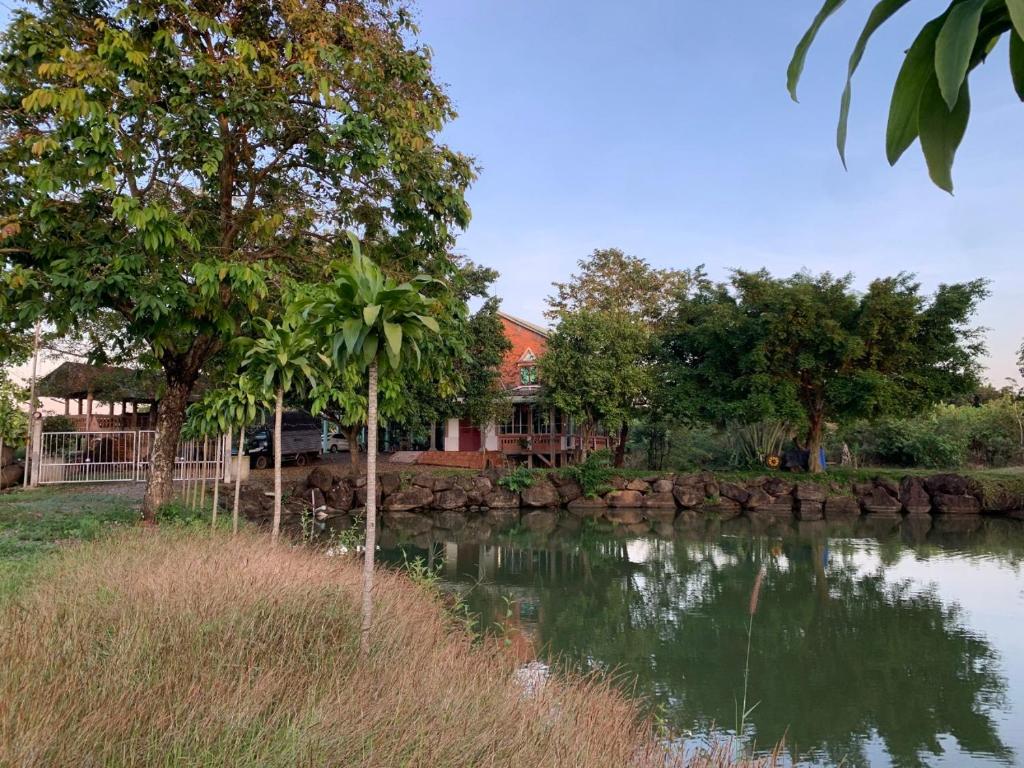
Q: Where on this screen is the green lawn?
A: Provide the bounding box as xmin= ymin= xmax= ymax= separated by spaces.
xmin=0 ymin=486 xmax=140 ymax=600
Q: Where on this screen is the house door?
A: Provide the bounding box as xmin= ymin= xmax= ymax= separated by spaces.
xmin=458 ymin=419 xmax=481 ymax=452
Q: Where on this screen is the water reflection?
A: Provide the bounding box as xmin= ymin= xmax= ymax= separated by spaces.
xmin=377 ymin=519 xmax=1024 ymax=768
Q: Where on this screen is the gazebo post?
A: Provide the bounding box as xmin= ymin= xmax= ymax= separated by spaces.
xmin=77 ymin=398 xmax=82 ymax=416
xmin=86 ymin=390 xmax=94 ymax=431
xmin=64 ymin=399 xmax=69 ymax=416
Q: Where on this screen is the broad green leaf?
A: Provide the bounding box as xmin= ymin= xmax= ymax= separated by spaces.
xmin=1009 ymin=0 xmax=1024 ymax=40
xmin=935 ymin=0 xmax=986 ymax=109
xmin=342 ymin=317 xmax=362 ymax=354
xmin=837 ymin=0 xmax=914 ymax=165
xmin=362 ymin=332 xmax=379 ymax=366
xmin=887 ymin=16 xmax=944 ymax=165
xmin=918 ymin=74 xmax=970 ymax=193
xmin=788 ymin=0 xmax=849 ymax=101
xmin=1011 ymin=30 xmax=1024 ymax=101
xmin=415 ymin=314 xmax=440 ymax=333
xmin=382 ymin=320 xmax=403 ymax=358
xmin=363 ymin=304 xmax=381 ymax=326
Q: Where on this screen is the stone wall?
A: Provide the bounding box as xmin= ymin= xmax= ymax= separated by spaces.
xmin=231 ymin=467 xmax=1022 ymax=538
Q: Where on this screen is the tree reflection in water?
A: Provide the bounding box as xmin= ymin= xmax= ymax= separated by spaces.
xmin=380 ymin=519 xmax=1024 ymax=767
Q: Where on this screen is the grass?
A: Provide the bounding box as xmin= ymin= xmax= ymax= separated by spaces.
xmin=0 ymin=529 xmax=775 ymax=767
xmin=0 ymin=485 xmax=139 ymax=600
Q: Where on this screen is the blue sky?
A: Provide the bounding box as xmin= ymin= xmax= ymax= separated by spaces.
xmin=415 ymin=1 xmax=1023 ymax=384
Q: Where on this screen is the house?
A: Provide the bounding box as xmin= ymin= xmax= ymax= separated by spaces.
xmin=421 ymin=312 xmax=612 ymax=469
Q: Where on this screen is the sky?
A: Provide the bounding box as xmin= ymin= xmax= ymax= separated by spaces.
xmin=411 ymin=0 xmax=1023 ymax=385
xmin=6 ymin=0 xmax=1023 ymax=387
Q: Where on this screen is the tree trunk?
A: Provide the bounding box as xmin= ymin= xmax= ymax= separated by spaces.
xmin=360 ymin=361 xmax=379 ymax=655
xmin=141 ymin=379 xmax=193 ymax=522
xmin=807 ymin=410 xmax=825 ymax=473
xmin=272 ymin=387 xmax=283 ymax=543
xmin=346 ymin=425 xmax=362 ymax=467
xmin=232 ymin=427 xmax=245 ymax=535
xmin=614 ymin=422 xmax=629 ymax=468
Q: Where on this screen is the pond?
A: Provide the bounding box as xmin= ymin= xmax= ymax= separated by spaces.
xmin=375 ymin=516 xmax=1024 ymax=768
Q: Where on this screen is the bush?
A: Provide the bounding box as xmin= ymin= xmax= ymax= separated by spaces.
xmin=562 ymin=449 xmax=614 ymax=497
xmin=0 ymin=530 xmax=755 ymax=767
xmin=41 ymin=415 xmax=76 ymax=433
xmin=496 ymin=466 xmax=535 ymax=493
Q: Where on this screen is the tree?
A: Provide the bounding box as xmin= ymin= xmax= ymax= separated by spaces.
xmin=0 ymin=370 xmax=27 ymax=452
xmin=660 ymin=271 xmax=988 ymax=472
xmin=0 ymin=0 xmax=473 ymax=520
xmin=538 ymin=310 xmax=651 ymax=462
xmin=788 ymin=0 xmax=1024 ymax=193
xmin=239 ymin=315 xmax=317 ymax=543
xmin=546 ymin=249 xmax=702 ymax=466
xmin=458 ymin=298 xmax=512 ymax=447
xmin=309 ymin=238 xmax=441 ymax=653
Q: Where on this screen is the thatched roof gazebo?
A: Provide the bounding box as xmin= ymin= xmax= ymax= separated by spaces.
xmin=36 ymin=362 xmax=203 ymax=431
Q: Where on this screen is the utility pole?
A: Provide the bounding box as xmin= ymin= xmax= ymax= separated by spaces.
xmin=23 ymin=320 xmax=41 ymax=488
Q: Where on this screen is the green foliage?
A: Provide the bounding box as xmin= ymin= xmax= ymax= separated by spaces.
xmin=458 ymin=298 xmax=512 ymax=433
xmin=497 ymin=466 xmax=536 ymax=493
xmin=659 ymin=270 xmax=988 ymax=471
xmin=725 ymin=421 xmax=793 ymax=469
xmin=41 ymin=415 xmax=75 ymax=433
xmin=561 ymin=450 xmax=615 ymax=498
xmin=789 ymin=0 xmax=1024 ymax=191
xmin=0 ymin=371 xmax=27 ymax=446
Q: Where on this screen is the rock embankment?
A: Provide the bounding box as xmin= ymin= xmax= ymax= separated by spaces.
xmin=228 ymin=467 xmax=1021 ymax=539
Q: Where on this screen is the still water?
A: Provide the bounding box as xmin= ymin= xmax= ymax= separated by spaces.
xmin=378 ymin=516 xmax=1024 ymax=767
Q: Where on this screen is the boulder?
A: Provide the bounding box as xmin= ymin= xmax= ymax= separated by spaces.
xmin=672 ymin=485 xmax=704 ymax=509
xmin=410 ymin=472 xmax=436 ymax=491
xmin=435 ymin=510 xmax=468 ymax=531
xmin=607 ymin=489 xmax=645 ymax=507
xmin=761 ymin=496 xmax=794 ymax=516
xmin=484 ymin=487 xmax=520 ymax=509
xmin=325 ymin=483 xmax=354 ymax=512
xmin=382 ymin=511 xmax=433 ymax=536
xmin=522 ymin=510 xmax=558 ymax=534
xmin=795 ymin=499 xmax=824 ymax=521
xmin=899 ymin=476 xmax=932 ymax=516
xmin=484 ymin=508 xmax=520 ymax=531
xmin=309 ymin=488 xmax=326 ymax=510
xmin=707 ymin=498 xmax=743 ymax=520
xmin=0 ymin=463 xmax=24 ymax=489
xmin=718 ymin=482 xmax=750 ymax=505
xmin=824 ymin=496 xmax=860 ymax=520
xmin=307 ymin=466 xmax=335 ymax=493
xmin=744 ymin=488 xmax=774 ymax=510
xmin=609 ymin=475 xmax=628 ymax=490
xmin=380 ymin=473 xmax=402 ymax=496
xmin=643 ymin=492 xmax=677 ymax=509
xmin=875 ymin=476 xmax=900 ymax=498
xmin=625 ymin=478 xmax=651 ymax=493
xmin=382 ymin=486 xmax=434 ymax=512
xmin=555 ymin=479 xmax=583 ymax=504
xmin=932 ymin=493 xmax=981 ymax=516
xmin=520 ymin=480 xmax=560 ymax=508
xmin=763 ymin=477 xmax=794 ymax=497
xmin=860 ymin=486 xmax=901 ymax=515
xmin=924 ymin=473 xmax=972 ymax=497
xmin=606 ymin=507 xmax=644 ymax=525
xmin=464 ymin=477 xmax=493 ymax=506
xmin=433 ymin=475 xmax=454 ymax=492
xmin=567 ymin=496 xmax=607 ymax=517
xmin=794 ymin=482 xmax=827 ymax=503
xmin=651 ymin=478 xmax=675 ymax=494
xmin=355 ymin=484 xmax=382 ymax=507
xmin=433 ymin=487 xmax=469 ymax=510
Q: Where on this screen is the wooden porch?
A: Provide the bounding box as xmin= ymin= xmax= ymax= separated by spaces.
xmin=497 ymin=433 xmax=613 ymax=468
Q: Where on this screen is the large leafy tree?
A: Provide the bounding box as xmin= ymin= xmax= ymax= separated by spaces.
xmin=789 ymin=0 xmax=1024 ymax=192
xmin=457 ymin=298 xmax=512 ymax=445
xmin=308 ymin=239 xmax=440 ymax=653
xmin=660 ymin=270 xmax=988 ymax=472
xmin=538 ymin=310 xmax=652 ymax=463
xmin=0 ymin=0 xmax=473 ymax=519
xmin=546 ymin=249 xmax=703 ymax=465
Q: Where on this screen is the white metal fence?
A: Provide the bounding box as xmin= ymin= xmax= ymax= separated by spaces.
xmin=35 ymin=430 xmax=224 ymax=485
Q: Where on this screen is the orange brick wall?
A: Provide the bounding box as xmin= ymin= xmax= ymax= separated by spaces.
xmin=499 ymin=316 xmax=547 ymax=388
xmin=416 ymin=450 xmax=504 ymax=470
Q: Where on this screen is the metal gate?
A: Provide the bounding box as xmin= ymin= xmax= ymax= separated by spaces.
xmin=36 ymin=430 xmax=224 ymax=485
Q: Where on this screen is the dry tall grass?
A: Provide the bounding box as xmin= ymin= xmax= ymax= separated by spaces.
xmin=0 ymin=530 xmax=774 ymax=767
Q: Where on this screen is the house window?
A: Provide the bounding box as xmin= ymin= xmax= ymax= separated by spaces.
xmin=519 ymin=366 xmax=537 ymax=385
xmin=500 ymin=404 xmax=530 ymax=434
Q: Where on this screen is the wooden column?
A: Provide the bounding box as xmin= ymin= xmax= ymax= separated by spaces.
xmin=77 ymin=398 xmax=83 ymax=415
xmin=108 ymin=401 xmax=115 ymax=416
xmin=86 ymin=390 xmax=94 ymax=431
xmin=64 ymin=399 xmax=70 ymax=416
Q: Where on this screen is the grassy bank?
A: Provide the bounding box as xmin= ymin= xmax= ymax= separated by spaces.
xmin=0 ymin=528 xmax=773 ymax=767
xmin=0 ymin=485 xmax=139 ymax=600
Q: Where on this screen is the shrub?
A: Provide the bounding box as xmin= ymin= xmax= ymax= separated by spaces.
xmin=0 ymin=530 xmax=769 ymax=767
xmin=41 ymin=415 xmax=76 ymax=433
xmin=497 ymin=466 xmax=535 ymax=492
xmin=562 ymin=449 xmax=614 ymax=497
